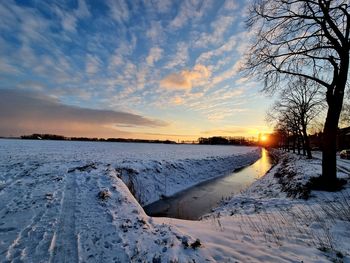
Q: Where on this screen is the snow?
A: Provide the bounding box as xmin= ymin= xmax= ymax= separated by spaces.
xmin=0 ymin=139 xmax=260 ymax=206
xmin=0 ymin=139 xmax=259 ymax=262
xmin=203 ymin=150 xmax=350 ymax=261
xmin=0 ymin=139 xmax=256 ymax=163
xmin=116 ymin=148 xmax=261 ymax=205
xmin=1 ymin=139 xmax=350 ymax=262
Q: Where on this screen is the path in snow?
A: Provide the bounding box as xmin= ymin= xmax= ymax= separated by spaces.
xmin=51 ymin=172 xmax=78 ymax=263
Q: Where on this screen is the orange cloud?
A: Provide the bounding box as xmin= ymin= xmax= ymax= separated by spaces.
xmin=172 ymin=96 xmax=184 ymax=105
xmin=160 ymin=64 xmax=210 ymax=90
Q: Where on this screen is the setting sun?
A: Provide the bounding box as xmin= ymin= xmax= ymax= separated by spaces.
xmin=261 ymin=135 xmax=268 ymax=142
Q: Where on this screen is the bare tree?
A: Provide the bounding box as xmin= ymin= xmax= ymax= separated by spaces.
xmin=245 ymin=0 xmax=350 ymax=187
xmin=286 ymin=78 xmax=323 ymax=158
xmin=267 ymin=101 xmax=300 ymax=152
xmin=268 ymin=78 xmax=324 ymax=158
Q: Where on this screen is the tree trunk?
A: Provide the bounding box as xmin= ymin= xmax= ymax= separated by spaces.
xmin=302 ymin=125 xmax=312 ymax=159
xmin=297 ymin=133 xmax=301 ymax=155
xmin=321 ymin=110 xmax=338 ymax=184
xmin=299 ymin=128 xmax=305 ymax=156
xmin=321 ymin=51 xmax=348 ymax=187
xmin=321 ymin=83 xmax=346 ymax=185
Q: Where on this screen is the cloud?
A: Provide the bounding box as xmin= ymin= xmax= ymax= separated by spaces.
xmin=153 ymin=0 xmax=172 ymax=13
xmin=201 ymin=126 xmax=251 ymax=136
xmin=76 ymin=0 xmax=91 ymax=18
xmin=141 ymin=0 xmax=172 ymax=14
xmin=14 ymin=5 xmax=51 ymax=43
xmin=207 ymin=108 xmax=247 ymax=121
xmin=15 ymin=80 xmax=47 ymax=92
xmin=61 ymin=13 xmax=78 ymax=32
xmin=109 ymin=54 xmax=124 ymax=68
xmin=194 ymin=15 xmax=235 ymax=47
xmin=196 ymin=35 xmax=237 ymax=65
xmin=146 ymin=21 xmax=165 ymax=43
xmin=146 ymin=47 xmax=163 ymax=66
xmin=107 ymin=0 xmax=130 ymax=24
xmin=169 ymin=0 xmax=213 ymax=29
xmin=0 ymin=3 xmax=16 ymax=31
xmin=160 ymin=64 xmax=211 ymax=90
xmin=109 ymin=40 xmax=136 ymax=69
xmin=86 ymin=54 xmax=101 ymax=74
xmin=223 ymin=0 xmax=239 ymax=11
xmin=164 ymin=42 xmax=189 ymax=69
xmin=53 ymin=0 xmax=90 ymax=33
xmin=0 ymin=60 xmax=20 ymax=74
xmin=0 ymin=89 xmax=167 ymax=137
xmin=211 ymin=59 xmax=243 ymax=86
xmin=235 ymin=76 xmax=250 ymax=85
xmin=172 ymin=96 xmax=184 ymax=105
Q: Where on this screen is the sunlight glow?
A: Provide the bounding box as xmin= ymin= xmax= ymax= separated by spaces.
xmin=261 ymin=135 xmax=268 ymax=142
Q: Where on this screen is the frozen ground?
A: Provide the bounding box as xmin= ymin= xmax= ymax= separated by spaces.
xmin=1 ymin=139 xmax=349 ymax=262
xmin=0 ymin=139 xmax=260 ymax=207
xmin=0 ymin=139 xmax=260 ymax=262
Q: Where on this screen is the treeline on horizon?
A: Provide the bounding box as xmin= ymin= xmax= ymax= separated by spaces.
xmin=198 ymin=136 xmax=256 ymax=146
xmin=20 ymin=133 xmax=176 ymax=144
xmin=19 ymin=133 xmax=258 ymax=146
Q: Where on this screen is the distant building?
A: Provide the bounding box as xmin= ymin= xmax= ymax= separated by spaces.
xmin=338 ymin=126 xmax=350 ymax=150
xmin=309 ymin=132 xmax=323 ymax=150
xmin=309 ymin=126 xmax=350 ymax=151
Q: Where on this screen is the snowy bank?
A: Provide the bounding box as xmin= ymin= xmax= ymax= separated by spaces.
xmin=114 ymin=148 xmax=261 ymax=205
xmin=200 ymin=150 xmax=350 ymax=262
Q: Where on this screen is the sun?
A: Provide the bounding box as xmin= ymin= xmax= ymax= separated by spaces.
xmin=261 ymin=135 xmax=268 ymax=142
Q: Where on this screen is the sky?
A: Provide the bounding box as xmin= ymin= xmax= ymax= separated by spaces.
xmin=0 ymin=0 xmax=273 ymax=141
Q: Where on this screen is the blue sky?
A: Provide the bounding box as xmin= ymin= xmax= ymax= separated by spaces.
xmin=0 ymin=0 xmax=272 ymax=140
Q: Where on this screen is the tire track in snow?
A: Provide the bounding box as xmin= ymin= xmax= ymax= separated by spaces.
xmin=1 ymin=168 xmax=62 ymax=262
xmin=74 ymin=167 xmax=129 ymax=262
xmin=50 ymin=172 xmax=78 ymax=263
xmin=5 ymin=209 xmax=45 ymax=261
xmin=336 ymin=159 xmax=350 ymax=175
xmin=312 ymin=153 xmax=350 ymax=176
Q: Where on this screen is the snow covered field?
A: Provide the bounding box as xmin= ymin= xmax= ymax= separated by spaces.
xmin=0 ymin=139 xmax=260 ymax=262
xmin=1 ymin=139 xmax=349 ymax=262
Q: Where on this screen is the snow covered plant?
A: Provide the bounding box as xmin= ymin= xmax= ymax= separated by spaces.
xmin=235 ymin=192 xmax=350 ymax=260
xmin=97 ymin=189 xmax=111 ymax=201
xmin=317 ymin=192 xmax=350 ymax=222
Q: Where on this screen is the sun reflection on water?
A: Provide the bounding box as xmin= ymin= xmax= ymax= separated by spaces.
xmin=252 ymin=148 xmax=271 ymax=178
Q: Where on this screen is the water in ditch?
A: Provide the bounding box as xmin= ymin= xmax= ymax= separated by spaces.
xmin=144 ymin=148 xmax=272 ymax=220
